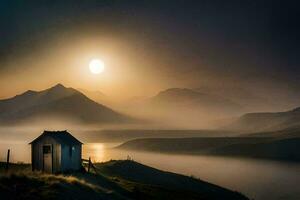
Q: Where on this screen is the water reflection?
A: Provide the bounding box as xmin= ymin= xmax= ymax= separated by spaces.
xmin=83 ymin=143 xmax=106 ymax=162
xmin=83 ymin=143 xmax=300 ymax=200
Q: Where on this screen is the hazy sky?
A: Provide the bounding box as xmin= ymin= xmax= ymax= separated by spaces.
xmin=0 ymin=0 xmax=299 ymax=101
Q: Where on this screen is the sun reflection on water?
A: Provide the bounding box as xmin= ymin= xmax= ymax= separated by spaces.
xmin=82 ymin=143 xmax=120 ymax=162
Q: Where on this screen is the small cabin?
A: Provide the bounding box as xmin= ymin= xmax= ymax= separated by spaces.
xmin=30 ymin=130 xmax=82 ymax=173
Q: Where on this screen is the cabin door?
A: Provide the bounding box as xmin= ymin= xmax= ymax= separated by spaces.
xmin=43 ymin=145 xmax=52 ymax=173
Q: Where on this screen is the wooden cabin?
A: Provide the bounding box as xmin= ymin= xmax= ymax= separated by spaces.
xmin=30 ymin=130 xmax=82 ymax=173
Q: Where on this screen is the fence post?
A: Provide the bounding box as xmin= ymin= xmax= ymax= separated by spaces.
xmin=5 ymin=149 xmax=10 ymax=172
xmin=88 ymin=157 xmax=91 ymax=173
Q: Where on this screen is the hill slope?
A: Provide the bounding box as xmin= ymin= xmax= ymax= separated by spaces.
xmin=0 ymin=160 xmax=249 ymax=200
xmin=96 ymin=160 xmax=248 ymax=200
xmin=0 ymin=84 xmax=130 ymax=125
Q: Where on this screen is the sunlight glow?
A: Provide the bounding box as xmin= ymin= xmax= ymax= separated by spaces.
xmin=89 ymin=59 xmax=105 ymax=74
xmin=89 ymin=143 xmax=104 ymax=162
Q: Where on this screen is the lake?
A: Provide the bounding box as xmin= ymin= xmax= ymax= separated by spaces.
xmin=84 ymin=143 xmax=300 ymax=200
xmin=0 ymin=140 xmax=299 ymax=200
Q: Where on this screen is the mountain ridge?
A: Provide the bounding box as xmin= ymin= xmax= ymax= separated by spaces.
xmin=151 ymin=88 xmax=243 ymax=110
xmin=0 ymin=84 xmax=131 ymax=125
xmin=228 ymin=107 xmax=300 ymax=132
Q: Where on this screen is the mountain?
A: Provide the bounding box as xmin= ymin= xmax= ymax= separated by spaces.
xmin=140 ymin=88 xmax=243 ymax=128
xmin=151 ymin=88 xmax=242 ymax=113
xmin=0 ymin=84 xmax=131 ymax=125
xmin=195 ymin=85 xmax=300 ymax=113
xmin=228 ymin=107 xmax=300 ymax=132
xmin=194 ymin=86 xmax=270 ymax=112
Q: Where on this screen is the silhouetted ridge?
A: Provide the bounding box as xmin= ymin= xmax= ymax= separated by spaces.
xmin=0 ymin=83 xmax=132 ymax=125
xmin=52 ymin=83 xmax=65 ymax=88
xmin=229 ymin=106 xmax=300 ymax=132
xmin=22 ymin=90 xmax=38 ymax=96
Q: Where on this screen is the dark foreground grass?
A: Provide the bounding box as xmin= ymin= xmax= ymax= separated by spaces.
xmin=0 ymin=172 xmax=125 ymax=200
xmin=0 ymin=160 xmax=249 ymax=200
xmin=0 ymin=162 xmax=31 ymax=173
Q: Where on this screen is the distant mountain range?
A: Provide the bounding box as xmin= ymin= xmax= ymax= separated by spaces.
xmin=2 ymin=84 xmax=299 ymax=130
xmin=228 ymin=107 xmax=300 ymax=132
xmin=194 ymin=86 xmax=269 ymax=112
xmin=0 ymin=84 xmax=131 ymax=125
xmin=140 ymin=88 xmax=244 ymax=128
xmin=115 ymin=87 xmax=256 ymax=129
xmin=150 ymin=88 xmax=242 ymax=113
xmin=195 ymin=85 xmax=300 ymax=112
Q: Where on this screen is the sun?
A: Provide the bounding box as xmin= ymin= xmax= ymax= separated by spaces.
xmin=89 ymin=59 xmax=105 ymax=74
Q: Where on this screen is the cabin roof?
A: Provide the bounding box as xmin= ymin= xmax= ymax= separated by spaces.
xmin=29 ymin=130 xmax=83 ymax=145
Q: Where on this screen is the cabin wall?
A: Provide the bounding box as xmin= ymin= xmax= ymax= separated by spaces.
xmin=31 ymin=144 xmax=38 ymax=171
xmin=61 ymin=144 xmax=82 ymax=171
xmin=31 ymin=136 xmax=61 ymax=173
xmin=76 ymin=144 xmax=82 ymax=169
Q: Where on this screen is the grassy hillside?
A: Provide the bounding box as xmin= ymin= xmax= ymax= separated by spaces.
xmin=0 ymin=160 xmax=249 ymax=200
xmin=95 ymin=160 xmax=248 ymax=200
